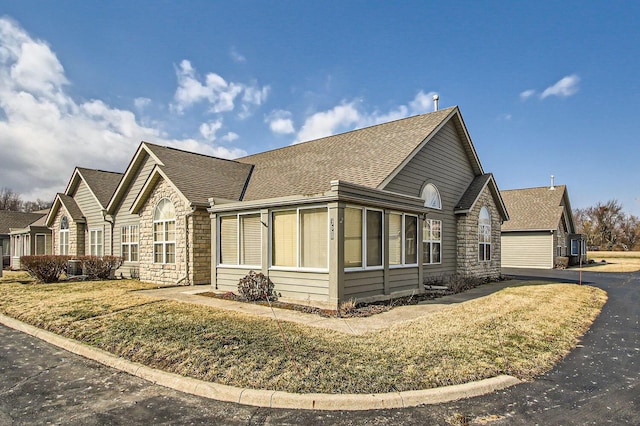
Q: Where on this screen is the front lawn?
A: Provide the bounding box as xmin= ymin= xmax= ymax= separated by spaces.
xmin=0 ymin=277 xmax=606 ymax=394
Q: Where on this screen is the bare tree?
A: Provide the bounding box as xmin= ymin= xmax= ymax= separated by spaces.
xmin=23 ymin=199 xmax=53 ymax=212
xmin=618 ymin=214 xmax=640 ymax=251
xmin=591 ymin=200 xmax=624 ymax=250
xmin=0 ymin=187 xmax=23 ymax=211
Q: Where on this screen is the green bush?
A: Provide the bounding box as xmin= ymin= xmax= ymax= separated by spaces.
xmin=237 ymin=270 xmax=276 ymax=301
xmin=20 ymin=255 xmax=71 ymax=283
xmin=76 ymin=256 xmax=124 ymax=279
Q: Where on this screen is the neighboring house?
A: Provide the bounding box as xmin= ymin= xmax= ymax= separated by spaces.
xmin=208 ymin=106 xmax=509 ymax=308
xmin=46 ymin=167 xmax=123 ymax=258
xmin=0 ymin=210 xmax=49 ymax=269
xmin=9 ymin=209 xmax=52 ymax=269
xmin=106 ymin=142 xmax=253 ymax=284
xmin=500 ymin=184 xmax=586 ymax=269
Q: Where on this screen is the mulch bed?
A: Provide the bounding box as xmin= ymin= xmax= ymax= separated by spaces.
xmin=199 ymin=290 xmax=443 ymax=318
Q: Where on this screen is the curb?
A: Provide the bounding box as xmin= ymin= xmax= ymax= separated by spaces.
xmin=0 ymin=314 xmax=522 ymax=411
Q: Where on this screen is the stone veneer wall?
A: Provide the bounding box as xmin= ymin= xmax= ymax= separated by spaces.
xmin=51 ymin=204 xmax=82 ymax=256
xmin=189 ymin=209 xmax=211 ymax=285
xmin=456 ymin=185 xmax=502 ymax=279
xmin=138 ymin=178 xmax=211 ymax=286
xmin=139 ymin=179 xmax=188 ymax=285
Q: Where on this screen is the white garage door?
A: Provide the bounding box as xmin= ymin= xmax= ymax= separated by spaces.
xmin=501 ymin=232 xmax=553 ymax=269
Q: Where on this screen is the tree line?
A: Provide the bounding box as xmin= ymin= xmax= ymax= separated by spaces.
xmin=574 ymin=200 xmax=640 ymax=251
xmin=0 ymin=187 xmax=52 ymax=213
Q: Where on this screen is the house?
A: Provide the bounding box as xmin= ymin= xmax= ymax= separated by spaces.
xmin=208 ymin=106 xmax=509 ymax=308
xmin=46 ymin=167 xmax=123 ymax=258
xmin=0 ymin=210 xmax=49 ymax=268
xmin=106 ymin=142 xmax=252 ymax=284
xmin=500 ymin=184 xmax=585 ymax=269
xmin=8 ymin=209 xmax=52 ymax=269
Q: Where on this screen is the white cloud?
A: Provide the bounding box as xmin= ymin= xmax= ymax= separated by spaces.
xmin=222 ymin=132 xmax=239 ymax=142
xmin=199 ymin=119 xmax=223 ymax=142
xmin=519 ymin=89 xmax=536 ymax=101
xmin=293 ymin=90 xmax=441 ymax=144
xmin=230 ymin=46 xmax=246 ymax=63
xmin=134 ymin=97 xmax=151 ymax=110
xmin=0 ymin=18 xmax=245 ymax=201
xmin=266 ymin=110 xmax=295 ymax=135
xmin=540 ymin=74 xmax=580 ymax=99
xmin=172 ymin=59 xmax=269 ymax=117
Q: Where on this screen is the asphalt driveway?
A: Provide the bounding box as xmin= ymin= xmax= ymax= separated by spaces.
xmin=0 ymin=268 xmax=637 ymax=424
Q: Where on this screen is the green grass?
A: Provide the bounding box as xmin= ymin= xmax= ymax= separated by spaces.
xmin=0 ymin=277 xmax=607 ymax=394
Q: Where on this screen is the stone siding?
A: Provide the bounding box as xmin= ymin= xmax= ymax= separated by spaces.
xmin=138 ymin=178 xmax=211 ymax=286
xmin=456 ymin=186 xmax=502 ymax=279
xmin=51 ymin=205 xmax=83 ymax=256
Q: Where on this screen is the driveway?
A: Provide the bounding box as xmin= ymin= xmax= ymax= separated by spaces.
xmin=0 ymin=269 xmax=637 ymax=424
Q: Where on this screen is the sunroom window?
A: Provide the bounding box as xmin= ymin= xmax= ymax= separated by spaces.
xmin=344 ymin=207 xmax=383 ymax=269
xmin=389 ymin=213 xmax=418 ymax=266
xmin=271 ymin=207 xmax=328 ymax=270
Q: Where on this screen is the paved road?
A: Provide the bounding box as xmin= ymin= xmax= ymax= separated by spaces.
xmin=0 ymin=269 xmax=637 ymax=425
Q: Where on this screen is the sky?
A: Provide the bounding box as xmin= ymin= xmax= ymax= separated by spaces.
xmin=1 ymin=1 xmax=639 ymax=215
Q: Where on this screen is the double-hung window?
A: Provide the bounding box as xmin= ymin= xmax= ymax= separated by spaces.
xmin=478 ymin=207 xmax=491 ymax=261
xmin=389 ymin=213 xmax=418 ymax=266
xmin=59 ymin=216 xmax=69 ymax=255
xmin=153 ymin=199 xmax=176 ymax=264
xmin=271 ymin=207 xmax=328 ymax=270
xmin=344 ymin=207 xmax=383 ymax=269
xmin=219 ymin=213 xmax=262 ymax=266
xmin=423 ymin=219 xmax=442 ymax=264
xmin=89 ymin=229 xmax=103 ymax=256
xmin=121 ymin=225 xmax=139 ymax=262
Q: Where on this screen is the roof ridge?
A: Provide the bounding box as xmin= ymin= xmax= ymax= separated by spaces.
xmin=142 ymin=141 xmax=246 ymax=165
xmin=239 ymin=106 xmax=458 ymax=161
xmin=76 ymin=167 xmax=123 ymax=176
xmin=501 ymin=184 xmax=566 ymax=192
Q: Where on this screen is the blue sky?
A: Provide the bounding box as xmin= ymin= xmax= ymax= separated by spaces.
xmin=1 ymin=1 xmax=639 ymax=214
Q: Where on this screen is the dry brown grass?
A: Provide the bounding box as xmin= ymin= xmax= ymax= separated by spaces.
xmin=0 ymin=278 xmax=606 ymax=394
xmin=584 ymin=251 xmax=640 ymax=272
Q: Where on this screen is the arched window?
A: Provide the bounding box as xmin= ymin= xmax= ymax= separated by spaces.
xmin=478 ymin=207 xmax=491 ymax=261
xmin=153 ymin=199 xmax=176 ymax=264
xmin=59 ymin=216 xmax=69 ymax=255
xmin=422 ymin=183 xmax=442 ymax=210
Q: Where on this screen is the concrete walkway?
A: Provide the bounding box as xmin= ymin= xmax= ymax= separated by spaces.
xmin=138 ymin=279 xmax=525 ymax=334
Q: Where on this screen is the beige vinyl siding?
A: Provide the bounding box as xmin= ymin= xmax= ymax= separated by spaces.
xmin=501 ymin=232 xmax=553 ymax=269
xmin=344 ymin=270 xmax=384 ymax=299
xmin=383 ymin=120 xmax=476 ymax=279
xmin=388 ymin=267 xmax=419 ymax=293
xmin=73 ymin=180 xmax=111 ymax=255
xmin=113 ymin=154 xmax=157 ymax=258
xmin=216 ymin=268 xmax=329 ymax=302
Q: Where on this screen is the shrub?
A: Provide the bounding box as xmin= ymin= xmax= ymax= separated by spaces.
xmin=20 ymin=255 xmax=71 ymax=283
xmin=78 ymin=256 xmax=124 ymax=279
xmin=237 ymin=271 xmax=276 ymax=301
xmin=554 ymin=256 xmax=569 ymax=269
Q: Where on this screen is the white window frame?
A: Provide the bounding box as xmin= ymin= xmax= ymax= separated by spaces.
xmin=153 ymin=199 xmax=176 ymax=264
xmin=269 ymin=205 xmax=329 ymax=273
xmin=344 ymin=206 xmax=384 ymax=272
xmin=422 ymin=183 xmax=442 ymax=210
xmin=423 ymin=218 xmax=442 ymax=265
xmin=388 ymin=212 xmax=419 ymax=269
xmin=59 ymin=216 xmax=69 ymax=255
xmin=478 ymin=207 xmax=491 ymax=262
xmin=218 ymin=211 xmax=262 ymax=268
xmin=121 ymin=225 xmax=139 ymax=262
xmin=89 ymin=228 xmax=103 ymax=256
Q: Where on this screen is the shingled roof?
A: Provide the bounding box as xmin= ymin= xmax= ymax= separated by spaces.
xmin=236 ymin=107 xmax=457 ymax=201
xmin=0 ymin=211 xmax=47 ymax=235
xmin=75 ymin=168 xmax=123 ymax=208
xmin=143 ymin=143 xmax=254 ymax=206
xmin=501 ymin=185 xmax=572 ymax=231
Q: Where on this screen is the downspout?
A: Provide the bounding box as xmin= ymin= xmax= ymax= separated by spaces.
xmin=102 ymin=209 xmax=114 ymax=256
xmin=176 ymin=207 xmax=196 ymax=286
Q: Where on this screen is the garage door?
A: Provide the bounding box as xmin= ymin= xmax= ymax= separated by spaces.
xmin=501 ymin=232 xmax=553 ymax=269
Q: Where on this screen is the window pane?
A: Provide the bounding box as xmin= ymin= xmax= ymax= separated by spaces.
xmin=366 ymin=210 xmax=382 ymax=267
xmin=344 ymin=208 xmax=362 ymax=268
xmin=272 ymin=210 xmax=297 ymax=267
xmin=432 ymin=220 xmax=441 ymax=240
xmin=432 ymin=242 xmax=441 ymax=263
xmin=423 ymin=241 xmax=431 ymax=264
xmin=240 ymin=214 xmax=261 ymax=265
xmin=121 ymin=227 xmax=129 ymax=243
xmin=389 ymin=213 xmax=402 ymax=265
xmin=220 ymin=216 xmax=238 ymax=264
xmin=301 ymin=208 xmax=328 ymax=268
xmin=153 ymin=223 xmax=163 ymax=242
xmin=131 ymin=244 xmax=138 ymax=262
xmin=36 ymin=235 xmax=45 ymax=255
xmin=405 ymin=215 xmax=417 ymax=264
xmin=131 ymin=226 xmax=139 ymax=243
xmin=166 ymin=243 xmax=175 ymax=264
xmin=166 ymin=221 xmax=176 ymax=242
xmin=154 ymin=244 xmax=163 ymax=263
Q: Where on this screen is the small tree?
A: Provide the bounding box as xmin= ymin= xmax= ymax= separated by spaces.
xmin=21 ymin=255 xmax=71 ymax=283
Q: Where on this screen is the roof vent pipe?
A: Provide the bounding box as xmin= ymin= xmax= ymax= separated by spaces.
xmin=433 ymin=94 xmax=439 ymax=111
xmin=550 ymin=175 xmax=555 ymax=190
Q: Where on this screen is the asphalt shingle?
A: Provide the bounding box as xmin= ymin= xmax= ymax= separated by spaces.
xmin=501 ymin=185 xmax=567 ymax=231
